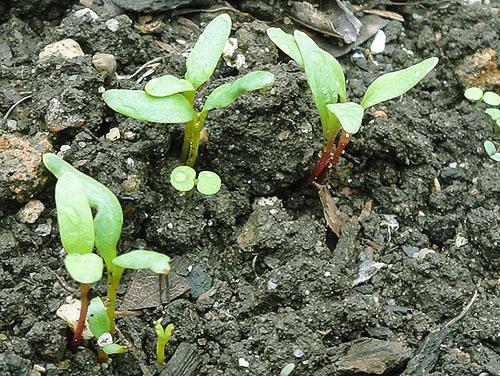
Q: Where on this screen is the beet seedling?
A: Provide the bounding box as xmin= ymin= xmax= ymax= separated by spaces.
xmin=44 ymin=153 xmax=171 ymax=346
xmin=154 ymin=319 xmax=174 ymax=365
xmin=170 ymin=165 xmax=221 ymax=195
xmin=103 ymin=14 xmax=275 ymax=168
xmin=267 ymin=28 xmax=438 ymax=185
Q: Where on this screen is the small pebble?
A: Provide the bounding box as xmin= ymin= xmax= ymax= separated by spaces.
xmin=74 ymin=8 xmax=98 ymax=19
xmin=106 ymin=127 xmax=120 ymax=141
xmin=17 ymin=200 xmax=45 ymax=224
xmin=92 ymin=53 xmax=116 ymax=76
xmin=106 ymin=19 xmax=120 ymax=32
xmin=370 ymin=30 xmax=386 ymax=54
xmin=238 ymin=358 xmax=249 ymax=368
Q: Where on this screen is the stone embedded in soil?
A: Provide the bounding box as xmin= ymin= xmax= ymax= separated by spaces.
xmin=16 ymin=200 xmax=45 ymax=224
xmin=92 ymin=52 xmax=117 ymax=76
xmin=111 ymin=0 xmax=217 ymax=12
xmin=0 ymin=132 xmax=52 ymax=203
xmin=45 ymin=98 xmax=85 ymax=132
xmin=160 ymin=342 xmax=201 ymax=376
xmin=455 ymin=48 xmax=500 ymax=89
xmin=38 ymin=39 xmax=85 ymax=61
xmin=336 ymin=338 xmax=412 ymax=375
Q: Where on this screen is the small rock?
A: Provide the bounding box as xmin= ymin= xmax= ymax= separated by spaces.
xmin=238 ymin=358 xmax=249 ymax=368
xmin=293 ymin=348 xmax=304 ymax=358
xmin=17 ymin=200 xmax=45 ymax=223
xmin=111 ymin=0 xmax=217 ymax=12
xmin=121 ymin=175 xmax=140 ymax=193
xmin=336 ymin=338 xmax=411 ymax=374
xmin=123 ymin=131 xmax=137 ymax=140
xmin=74 ymin=8 xmax=99 ymax=19
xmin=105 ymin=18 xmax=120 ymax=32
xmin=39 ymin=39 xmax=85 ymax=61
xmin=370 ymin=30 xmax=386 ymax=54
xmin=35 ymin=223 xmax=52 ymax=236
xmin=455 ymin=48 xmax=500 ymax=89
xmin=106 ymin=127 xmax=120 ymax=141
xmin=45 ymin=98 xmax=85 ymax=132
xmin=80 ymin=0 xmax=93 ymax=6
xmin=0 ymin=133 xmax=52 ymax=202
xmin=413 ymin=248 xmax=436 ymax=261
xmin=92 ymin=53 xmax=117 ymax=76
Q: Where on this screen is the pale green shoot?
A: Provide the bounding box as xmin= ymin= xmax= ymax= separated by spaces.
xmin=170 ymin=165 xmax=221 ymax=195
xmin=154 ymin=319 xmax=174 ymax=365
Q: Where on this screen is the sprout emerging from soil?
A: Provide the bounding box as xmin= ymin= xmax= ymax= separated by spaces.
xmin=103 ymin=14 xmax=275 ymax=168
xmin=44 ymin=153 xmax=172 ymax=351
xmin=170 ymin=165 xmax=221 ymax=195
xmin=154 ymin=319 xmax=174 ymax=365
xmin=267 ymin=28 xmax=438 ymax=186
xmin=484 ymin=141 xmax=500 ymax=162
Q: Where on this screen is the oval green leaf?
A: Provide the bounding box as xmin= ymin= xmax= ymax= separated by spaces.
xmin=485 ymin=108 xmax=500 ymax=121
xmin=185 ymin=13 xmax=232 ymax=89
xmin=170 ymin=165 xmax=196 ymax=192
xmin=64 ymin=253 xmax=103 ymax=284
xmin=484 ymin=140 xmax=500 ymax=162
xmin=203 ymin=71 xmax=275 ymax=112
xmin=294 ymin=30 xmax=346 ymax=136
xmin=483 ymin=91 xmax=500 ymax=106
xmin=103 ymin=90 xmax=196 ymax=124
xmin=44 ymin=153 xmax=123 ymax=268
xmin=102 ymin=343 xmax=127 ymax=355
xmin=145 ymin=75 xmax=195 ymax=97
xmin=360 ymin=57 xmax=438 ymax=109
xmin=464 ymin=87 xmax=483 ymax=102
xmin=196 ymin=171 xmax=221 ymax=195
xmin=112 ymin=250 xmax=171 ymax=274
xmin=55 ymin=173 xmax=94 ymax=255
xmin=326 ymin=102 xmax=364 ymax=134
xmin=266 ymin=28 xmax=304 ymax=68
xmin=87 ymin=297 xmax=110 ymax=338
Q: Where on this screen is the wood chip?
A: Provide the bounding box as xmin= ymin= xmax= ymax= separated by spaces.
xmin=362 ymin=9 xmax=404 ymax=23
xmin=319 ymin=185 xmax=350 ymax=237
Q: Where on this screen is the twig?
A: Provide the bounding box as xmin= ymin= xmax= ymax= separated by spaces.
xmin=444 ymin=289 xmax=478 ymax=328
xmin=116 ymin=57 xmax=162 ymax=80
xmin=3 ymin=95 xmax=32 ymax=120
xmin=173 ymin=6 xmax=256 ymax=20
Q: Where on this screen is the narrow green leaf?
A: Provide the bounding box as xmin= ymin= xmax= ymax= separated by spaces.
xmin=464 ymin=87 xmax=483 ymax=102
xmin=55 ymin=173 xmax=94 ymax=255
xmin=327 ymin=102 xmax=364 ymax=134
xmin=294 ymin=30 xmax=346 ymax=136
xmin=361 ymin=57 xmax=438 ymax=109
xmin=43 ymin=153 xmax=123 ymax=268
xmin=112 ymin=250 xmax=171 ymax=275
xmin=145 ymin=75 xmax=195 ymax=97
xmin=170 ymin=165 xmax=196 ymax=192
xmin=102 ymin=343 xmax=127 ymax=354
xmin=266 ymin=28 xmax=304 ymax=68
xmin=103 ymin=90 xmax=195 ymax=124
xmin=203 ymin=71 xmax=275 ymax=112
xmin=185 ymin=14 xmax=232 ymax=89
xmin=196 ymin=171 xmax=221 ymax=195
xmin=87 ymin=297 xmax=111 ymax=338
xmin=485 ymin=108 xmax=500 ymax=121
xmin=64 ymin=253 xmax=103 ymax=284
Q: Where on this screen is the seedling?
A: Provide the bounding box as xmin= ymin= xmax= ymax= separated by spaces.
xmin=464 ymin=87 xmax=500 ymax=161
xmin=103 ymin=14 xmax=275 ymax=168
xmin=154 ymin=319 xmax=174 ymax=365
xmin=44 ymin=153 xmax=172 ymax=350
xmin=267 ymin=28 xmax=438 ymax=185
xmin=170 ymin=165 xmax=221 ymax=195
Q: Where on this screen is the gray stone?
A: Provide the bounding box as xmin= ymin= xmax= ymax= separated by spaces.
xmin=336 ymin=338 xmax=412 ymax=375
xmin=111 ymin=0 xmax=217 ymax=13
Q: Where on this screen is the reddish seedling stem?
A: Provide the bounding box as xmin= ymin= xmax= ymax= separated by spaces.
xmin=304 ymin=136 xmax=336 ymax=187
xmin=71 ymin=283 xmax=90 ymax=351
xmin=315 ymin=130 xmax=351 ymax=184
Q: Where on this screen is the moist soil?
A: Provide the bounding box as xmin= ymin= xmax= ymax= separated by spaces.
xmin=0 ymin=1 xmax=499 ymax=375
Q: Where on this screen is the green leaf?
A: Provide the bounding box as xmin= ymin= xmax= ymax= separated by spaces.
xmin=87 ymin=297 xmax=110 ymax=338
xmin=203 ymin=71 xmax=275 ymax=112
xmin=485 ymin=108 xmax=500 ymax=121
xmin=103 ymin=90 xmax=196 ymax=124
xmin=112 ymin=250 xmax=171 ymax=275
xmin=464 ymin=87 xmax=483 ymax=102
xmin=145 ymin=75 xmax=195 ymax=97
xmin=185 ymin=13 xmax=232 ymax=89
xmin=326 ymin=102 xmax=364 ymax=134
xmin=196 ymin=171 xmax=221 ymax=195
xmin=43 ymin=153 xmax=123 ymax=268
xmin=102 ymin=343 xmax=127 ymax=354
xmin=483 ymin=91 xmax=500 ymax=106
xmin=55 ymin=173 xmax=94 ymax=255
xmin=484 ymin=140 xmax=500 ymax=161
xmin=361 ymin=57 xmax=438 ymax=109
xmin=294 ymin=30 xmax=346 ymax=137
xmin=266 ymin=28 xmax=304 ymax=68
xmin=64 ymin=253 xmax=103 ymax=284
xmin=170 ymin=165 xmax=196 ymax=192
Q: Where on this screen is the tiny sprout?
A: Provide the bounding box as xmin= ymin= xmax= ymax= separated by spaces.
xmin=87 ymin=297 xmax=126 ymax=356
xmin=154 ymin=319 xmax=174 ymax=365
xmin=267 ymin=27 xmax=437 ymax=186
xmin=103 ymin=13 xmax=275 ymax=168
xmin=280 ymin=363 xmax=296 ymax=376
xmin=485 ymin=108 xmax=500 ymax=121
xmin=170 ymin=165 xmax=221 ymax=195
xmin=483 ymin=91 xmax=500 ymax=107
xmin=484 ymin=141 xmax=500 ymax=162
xmin=464 ymin=87 xmax=483 ymax=102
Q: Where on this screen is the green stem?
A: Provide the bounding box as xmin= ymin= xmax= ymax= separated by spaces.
xmin=185 ymin=112 xmax=207 ymax=167
xmin=157 ymin=337 xmax=167 ymax=365
xmin=106 ymin=266 xmax=124 ymax=332
xmin=181 ymin=92 xmax=196 ymax=163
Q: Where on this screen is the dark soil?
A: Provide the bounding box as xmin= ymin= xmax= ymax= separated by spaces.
xmin=0 ymin=1 xmax=499 ymax=375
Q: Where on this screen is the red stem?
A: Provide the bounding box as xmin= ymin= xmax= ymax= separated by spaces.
xmin=303 ymin=136 xmax=337 ymax=187
xmin=316 ymin=130 xmax=351 ymax=184
xmin=71 ymin=283 xmax=90 ymax=351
